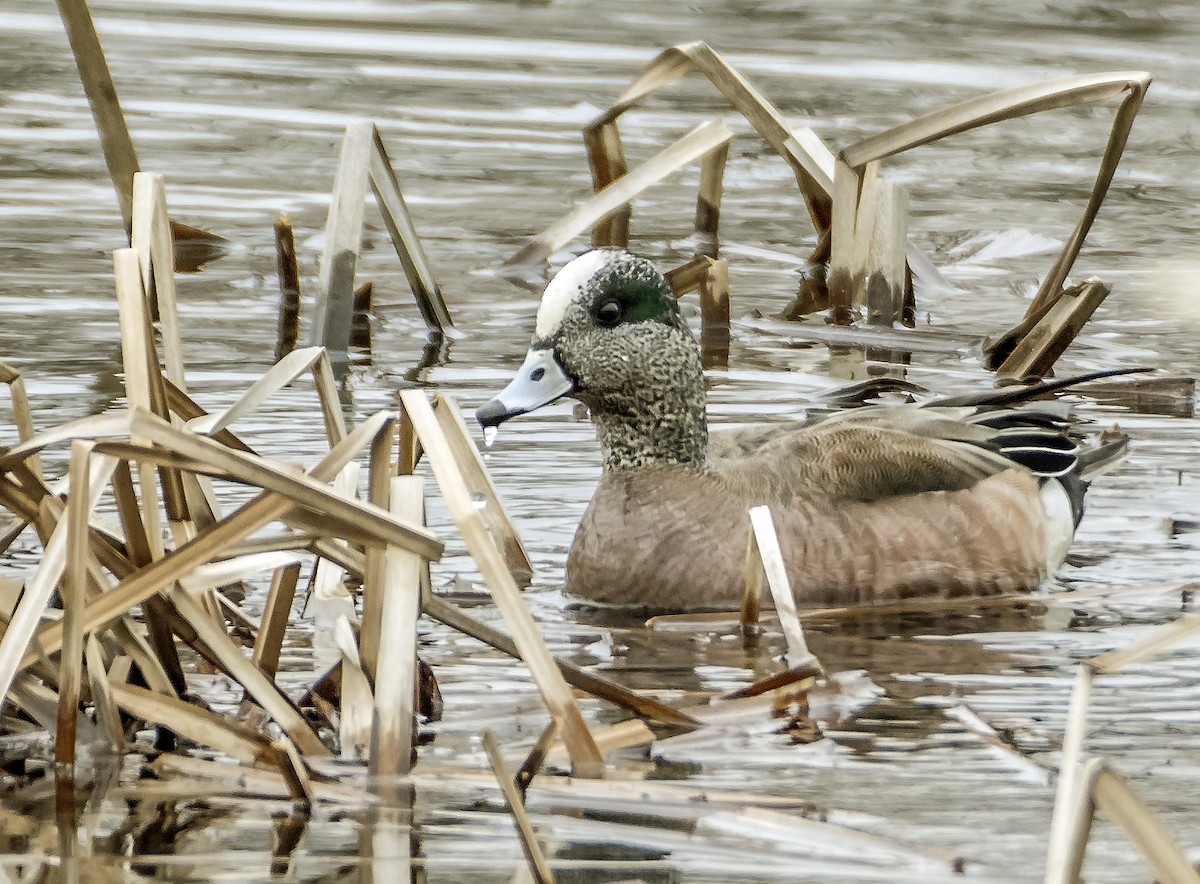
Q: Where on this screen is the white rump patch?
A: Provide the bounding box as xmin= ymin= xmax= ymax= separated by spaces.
xmin=1040 ymin=479 xmax=1075 ymax=574
xmin=535 ymin=250 xmax=612 ymax=338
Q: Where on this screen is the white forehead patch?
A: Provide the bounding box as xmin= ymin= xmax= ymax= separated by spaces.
xmin=535 ymin=250 xmax=613 ymax=338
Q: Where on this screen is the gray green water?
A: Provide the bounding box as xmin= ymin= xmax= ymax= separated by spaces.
xmin=1 ymin=0 xmax=1200 ymax=880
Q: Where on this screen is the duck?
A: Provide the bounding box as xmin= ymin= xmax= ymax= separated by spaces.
xmin=476 ymin=248 xmax=1128 ymax=613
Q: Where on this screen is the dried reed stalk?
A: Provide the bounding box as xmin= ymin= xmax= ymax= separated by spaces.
xmin=1045 ymin=664 xmax=1094 ymax=884
xmin=747 ymin=507 xmax=816 ymax=670
xmin=313 ymin=122 xmax=454 ymax=352
xmin=360 ymin=418 xmax=397 ymax=679
xmin=19 ymin=411 xmax=407 ymax=670
xmin=483 ymin=730 xmax=556 ymax=884
xmin=334 ymin=616 xmax=373 ymax=760
xmin=589 ymin=41 xmax=834 ymax=234
xmin=56 ymin=441 xmax=100 ymax=767
xmin=250 ymin=565 xmax=302 ymax=680
xmin=504 ymin=120 xmax=734 ymax=267
xmin=996 ymin=280 xmax=1110 ymax=378
xmin=399 ymin=390 xmax=605 ymax=776
xmin=840 ymin=70 xmax=1152 ymax=323
xmin=54 ymin=0 xmax=140 ymax=232
xmin=369 ymin=475 xmax=425 ymax=780
xmin=131 ymin=172 xmax=185 ymax=384
xmin=366 ymin=125 xmax=454 ymax=335
xmin=1090 ymin=764 xmax=1200 ymax=884
xmin=431 ymin=395 xmax=532 ymax=585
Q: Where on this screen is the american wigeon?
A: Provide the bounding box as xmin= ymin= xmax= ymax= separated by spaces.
xmin=477 ymin=249 xmax=1127 ymax=612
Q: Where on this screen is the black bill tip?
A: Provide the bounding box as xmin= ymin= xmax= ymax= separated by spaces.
xmin=476 ymin=398 xmax=516 ymax=429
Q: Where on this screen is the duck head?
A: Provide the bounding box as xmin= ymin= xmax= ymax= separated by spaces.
xmin=477 ymin=249 xmax=709 ymax=471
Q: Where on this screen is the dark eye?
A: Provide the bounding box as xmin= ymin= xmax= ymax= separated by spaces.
xmin=596 ymin=300 xmax=622 ymax=327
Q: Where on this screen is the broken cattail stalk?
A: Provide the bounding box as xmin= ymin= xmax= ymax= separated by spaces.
xmin=369 ymin=475 xmax=425 ymax=780
xmin=740 ymin=526 xmax=763 ymax=639
xmin=841 ymin=70 xmax=1151 ymax=338
xmin=694 ymin=141 xmax=729 ymax=250
xmin=483 ymin=730 xmax=556 ymax=884
xmin=313 ymin=122 xmax=454 ymax=353
xmin=84 ymin=635 xmax=124 ymax=752
xmin=274 ymin=213 xmax=301 ymax=361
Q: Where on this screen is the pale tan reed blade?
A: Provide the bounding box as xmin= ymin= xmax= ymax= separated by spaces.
xmin=168 ymin=585 xmax=329 ymax=756
xmin=841 ymin=70 xmax=1152 ymax=319
xmin=177 ymin=551 xmax=302 ymax=595
xmin=0 ymin=363 xmax=39 ymax=476
xmin=432 ymin=395 xmax=533 ymax=585
xmin=399 ymin=390 xmax=604 ymax=776
xmin=130 ymin=409 xmax=441 ymax=561
xmin=483 ymin=730 xmax=557 ymax=884
xmin=594 ymin=41 xmax=834 ymax=230
xmin=370 ymin=475 xmax=425 ymax=779
xmin=360 ymin=418 xmax=397 ymax=680
xmin=1091 ymin=613 xmax=1200 ymax=675
xmin=1091 ymin=764 xmax=1200 ymax=884
xmin=131 ymin=172 xmax=185 ymax=388
xmin=747 ymin=507 xmax=816 ymax=670
xmin=22 ymin=411 xmax=401 ymax=671
xmin=1044 ymin=664 xmax=1094 ymax=884
xmin=54 ymin=0 xmax=140 ymax=231
xmin=367 ymin=125 xmax=455 ymax=335
xmin=0 ymin=413 xmax=132 ymax=472
xmin=185 ymin=347 xmax=326 ymax=437
xmin=109 ymin=681 xmax=273 ymax=766
xmin=56 ymin=441 xmax=103 ymax=767
xmin=114 ymin=247 xmax=168 ymax=558
xmin=311 ymin=348 xmax=350 ymax=446
xmin=504 ymin=120 xmax=734 ymax=268
xmin=252 ymin=563 xmax=301 ymax=681
xmin=334 ymin=616 xmax=374 ymax=760
xmin=313 ymin=121 xmax=373 ymax=353
xmin=0 ymin=451 xmax=117 ymax=711
xmin=307 ymin=463 xmax=359 ymax=625
xmin=542 ymin=718 xmax=652 ymax=773
xmin=84 ymin=635 xmax=125 ymax=752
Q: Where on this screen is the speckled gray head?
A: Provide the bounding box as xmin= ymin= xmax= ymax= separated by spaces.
xmin=477 ymin=248 xmax=708 ymax=471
